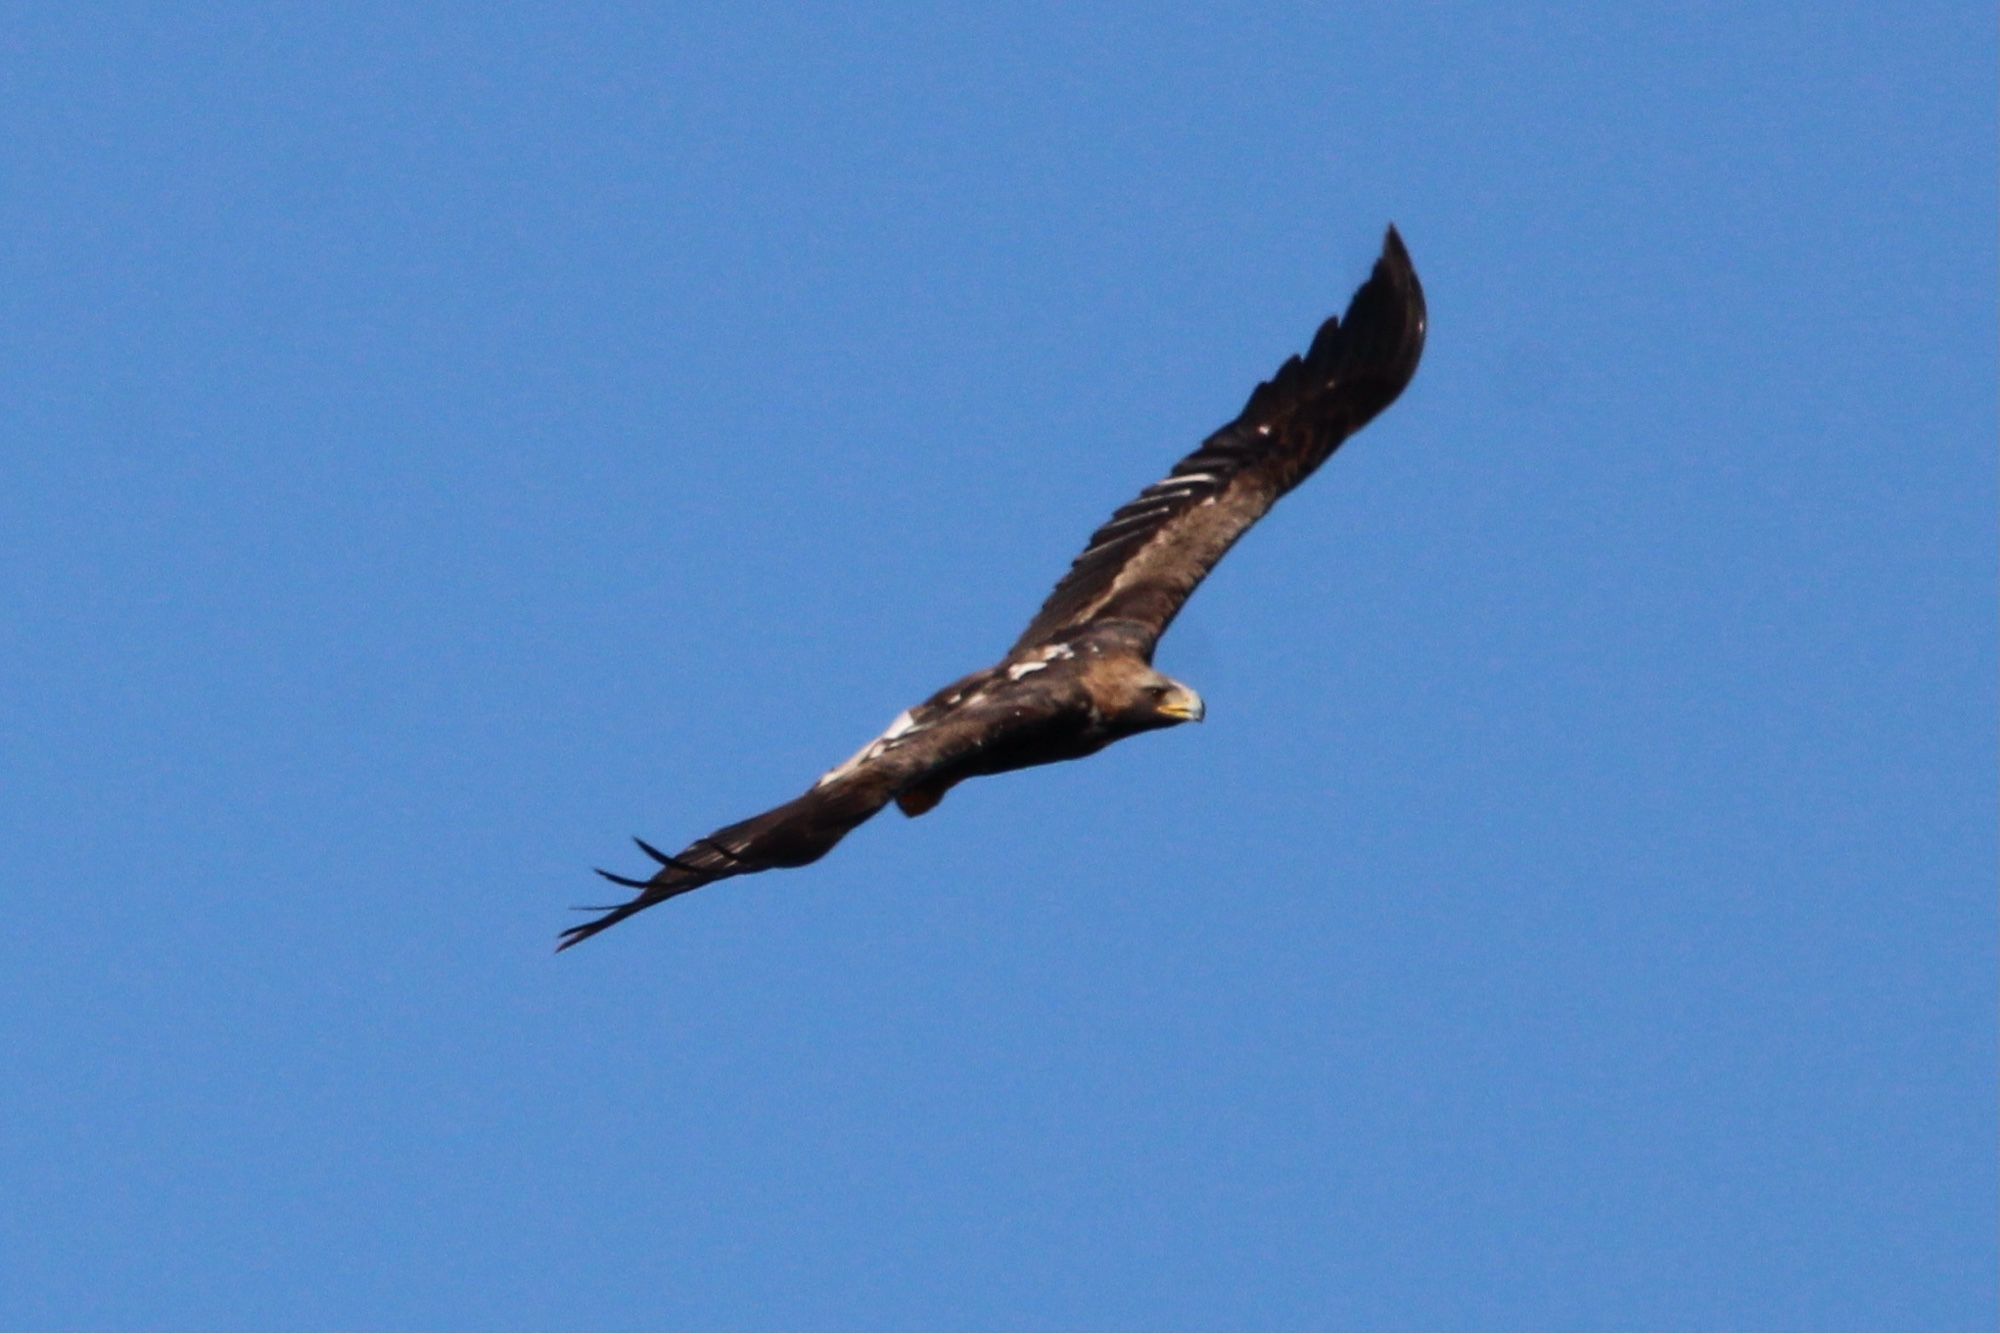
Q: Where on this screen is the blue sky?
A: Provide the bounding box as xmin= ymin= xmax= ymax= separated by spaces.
xmin=2 ymin=4 xmax=1993 ymax=1330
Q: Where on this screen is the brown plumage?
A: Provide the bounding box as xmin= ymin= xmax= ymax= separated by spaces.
xmin=560 ymin=227 xmax=1427 ymax=951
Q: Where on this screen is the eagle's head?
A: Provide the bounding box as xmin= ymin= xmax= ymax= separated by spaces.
xmin=1093 ymin=659 xmax=1205 ymax=733
xmin=1143 ymin=674 xmax=1206 ymax=726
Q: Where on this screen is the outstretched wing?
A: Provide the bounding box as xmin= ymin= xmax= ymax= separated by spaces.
xmin=1013 ymin=226 xmax=1427 ymax=657
xmin=559 ymin=780 xmax=887 ymax=952
xmin=559 ymin=684 xmax=1051 ymax=950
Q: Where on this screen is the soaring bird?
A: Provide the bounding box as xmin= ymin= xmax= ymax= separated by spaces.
xmin=562 ymin=227 xmax=1427 ymax=950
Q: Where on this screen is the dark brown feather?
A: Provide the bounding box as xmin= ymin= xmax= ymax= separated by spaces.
xmin=1012 ymin=226 xmax=1427 ymax=657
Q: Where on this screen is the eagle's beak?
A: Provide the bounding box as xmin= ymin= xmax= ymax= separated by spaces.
xmin=1158 ymin=685 xmax=1205 ymax=723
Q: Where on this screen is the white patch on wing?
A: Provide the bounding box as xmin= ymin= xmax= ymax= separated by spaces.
xmin=1080 ymin=530 xmax=1144 ymax=559
xmin=814 ymin=708 xmax=921 ymax=788
xmin=1171 ymin=470 xmax=1220 ymax=484
xmin=1006 ymin=641 xmax=1078 ymax=676
xmin=1098 ymin=509 xmax=1169 ymax=537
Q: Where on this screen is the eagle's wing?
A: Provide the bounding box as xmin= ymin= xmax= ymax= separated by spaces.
xmin=558 ymin=682 xmax=1054 ymax=950
xmin=1012 ymin=227 xmax=1426 ymax=658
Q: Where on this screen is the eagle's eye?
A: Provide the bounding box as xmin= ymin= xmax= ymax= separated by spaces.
xmin=1144 ymin=684 xmax=1168 ymax=699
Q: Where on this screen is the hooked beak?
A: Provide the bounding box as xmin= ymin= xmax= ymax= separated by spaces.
xmin=1157 ymin=685 xmax=1205 ymax=723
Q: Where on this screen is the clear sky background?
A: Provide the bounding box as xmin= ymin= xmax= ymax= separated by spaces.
xmin=2 ymin=5 xmax=1994 ymax=1330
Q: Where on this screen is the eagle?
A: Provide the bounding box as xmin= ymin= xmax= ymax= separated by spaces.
xmin=561 ymin=227 xmax=1427 ymax=950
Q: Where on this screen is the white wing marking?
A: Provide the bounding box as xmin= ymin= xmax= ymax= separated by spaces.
xmin=814 ymin=708 xmax=921 ymax=788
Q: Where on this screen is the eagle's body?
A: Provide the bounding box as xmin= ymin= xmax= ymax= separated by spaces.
xmin=562 ymin=228 xmax=1427 ymax=950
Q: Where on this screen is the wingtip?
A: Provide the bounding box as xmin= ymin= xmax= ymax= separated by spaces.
xmin=1377 ymin=223 xmax=1415 ymax=283
xmin=555 ymin=900 xmax=642 ymax=952
xmin=1369 ymin=222 xmax=1425 ymax=351
xmin=1307 ymin=221 xmax=1426 ymax=416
